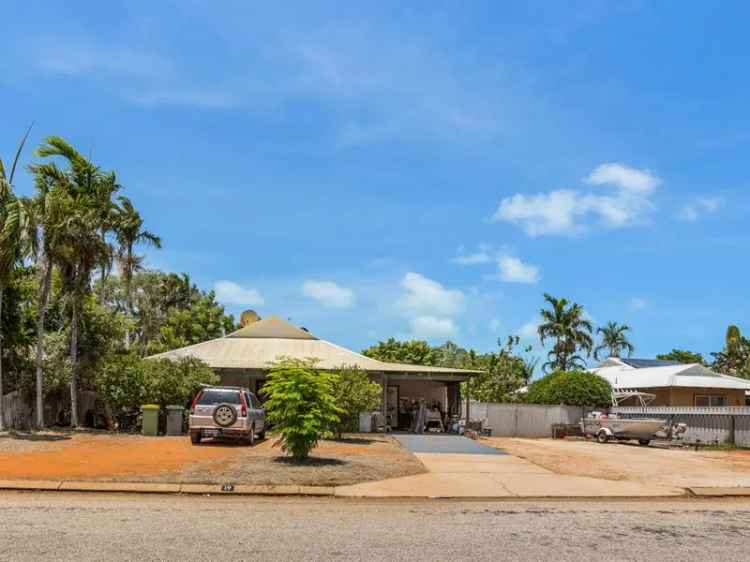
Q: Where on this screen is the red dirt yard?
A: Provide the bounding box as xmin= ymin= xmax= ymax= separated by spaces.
xmin=0 ymin=432 xmax=424 ymax=486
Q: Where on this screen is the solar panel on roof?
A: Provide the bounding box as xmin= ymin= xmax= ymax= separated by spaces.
xmin=621 ymin=358 xmax=682 ymax=369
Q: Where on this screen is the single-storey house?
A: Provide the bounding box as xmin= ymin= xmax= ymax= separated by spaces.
xmin=150 ymin=314 xmax=482 ymax=430
xmin=591 ymin=357 xmax=750 ymax=407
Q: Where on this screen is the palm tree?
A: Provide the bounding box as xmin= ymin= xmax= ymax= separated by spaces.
xmin=0 ymin=128 xmax=33 ymax=430
xmin=594 ymin=321 xmax=635 ymax=360
xmin=26 ymin=160 xmax=71 ymax=428
xmin=95 ymin=172 xmax=121 ymax=305
xmin=33 ymin=136 xmax=110 ymax=427
xmin=538 ymin=293 xmax=593 ymax=372
xmin=114 ymin=196 xmax=161 ymax=349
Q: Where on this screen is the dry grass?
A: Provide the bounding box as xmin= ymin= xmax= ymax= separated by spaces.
xmin=0 ymin=431 xmax=425 ymax=486
xmin=483 ymin=437 xmax=750 ymax=488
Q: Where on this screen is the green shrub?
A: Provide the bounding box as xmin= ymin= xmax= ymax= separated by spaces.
xmin=96 ymin=354 xmax=218 ymax=420
xmin=524 ymin=370 xmax=611 ymax=407
xmin=331 ymin=367 xmax=381 ymax=436
xmin=262 ymin=359 xmax=342 ymax=460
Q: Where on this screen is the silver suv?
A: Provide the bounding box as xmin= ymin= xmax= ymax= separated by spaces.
xmin=188 ymin=386 xmax=266 ymax=445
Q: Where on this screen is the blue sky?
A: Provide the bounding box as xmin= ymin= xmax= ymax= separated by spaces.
xmin=2 ymin=1 xmax=748 ymax=362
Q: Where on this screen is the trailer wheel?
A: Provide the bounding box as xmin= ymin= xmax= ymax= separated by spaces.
xmin=638 ymin=439 xmax=651 ymax=446
xmin=596 ymin=430 xmax=609 ymax=444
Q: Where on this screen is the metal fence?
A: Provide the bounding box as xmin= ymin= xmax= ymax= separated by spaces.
xmin=465 ymin=402 xmax=750 ymax=445
xmin=464 ymin=402 xmax=585 ymax=438
xmin=613 ymin=406 xmax=750 ymax=447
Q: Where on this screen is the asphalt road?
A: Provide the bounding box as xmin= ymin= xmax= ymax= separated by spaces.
xmin=1 ymin=492 xmax=750 ymax=561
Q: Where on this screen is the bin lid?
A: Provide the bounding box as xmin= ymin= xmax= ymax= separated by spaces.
xmin=140 ymin=404 xmax=160 ymax=411
xmin=166 ymin=405 xmax=185 ymax=411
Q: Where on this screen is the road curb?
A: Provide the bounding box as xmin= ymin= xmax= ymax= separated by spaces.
xmin=1 ymin=480 xmax=749 ymax=500
xmin=687 ymin=487 xmax=750 ymax=497
xmin=0 ymin=480 xmax=336 ymax=497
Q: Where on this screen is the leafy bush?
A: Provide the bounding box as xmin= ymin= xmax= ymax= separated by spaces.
xmin=262 ymin=359 xmax=342 ymax=460
xmin=331 ymin=367 xmax=381 ymax=436
xmin=96 ymin=354 xmax=218 ymax=423
xmin=524 ymin=370 xmax=611 ymax=407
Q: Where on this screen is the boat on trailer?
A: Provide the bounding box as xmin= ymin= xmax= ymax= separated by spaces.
xmin=580 ymin=390 xmax=686 ymax=446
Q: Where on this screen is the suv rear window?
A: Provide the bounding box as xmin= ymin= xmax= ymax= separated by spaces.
xmin=197 ymin=390 xmax=242 ymax=405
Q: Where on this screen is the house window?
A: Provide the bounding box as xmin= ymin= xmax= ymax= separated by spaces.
xmin=695 ymin=395 xmax=727 ymax=407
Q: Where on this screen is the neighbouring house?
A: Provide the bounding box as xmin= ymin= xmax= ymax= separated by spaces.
xmin=591 ymin=357 xmax=750 ymax=407
xmin=149 ymin=314 xmax=482 ymax=430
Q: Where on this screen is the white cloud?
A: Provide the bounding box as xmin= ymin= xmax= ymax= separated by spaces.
xmin=302 ymin=280 xmax=355 ymax=308
xmin=585 ymin=162 xmax=660 ymax=194
xmin=396 ymin=273 xmax=464 ymax=340
xmin=492 ymin=189 xmax=583 ymax=236
xmin=34 ymin=41 xmax=236 ymax=108
xmin=410 ymin=315 xmax=458 ymax=338
xmin=629 ymin=297 xmax=648 ymax=311
xmin=492 ymin=163 xmax=659 ymax=236
xmin=488 ymin=318 xmax=502 ymax=333
xmin=452 ymin=249 xmax=493 ymax=265
xmin=678 ymin=197 xmax=723 ymax=222
xmin=517 ymin=319 xmax=540 ymax=340
xmin=497 ymin=255 xmax=540 ymax=284
xmin=397 ymin=272 xmax=465 ymax=316
xmin=214 ymin=280 xmax=264 ymax=306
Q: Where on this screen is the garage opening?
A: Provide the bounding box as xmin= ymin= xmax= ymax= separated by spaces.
xmin=381 ymin=376 xmax=465 ymax=434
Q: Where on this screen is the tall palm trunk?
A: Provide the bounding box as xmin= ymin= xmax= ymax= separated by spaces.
xmin=99 ymin=228 xmax=108 ymax=305
xmin=124 ymin=265 xmax=132 ymax=350
xmin=34 ymin=255 xmax=52 ymax=428
xmin=69 ymin=298 xmax=79 ymax=428
xmin=0 ymin=287 xmax=5 ymax=432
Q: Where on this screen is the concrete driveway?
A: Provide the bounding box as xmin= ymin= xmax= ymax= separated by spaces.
xmin=337 ymin=437 xmax=684 ymax=498
xmin=392 ymin=434 xmax=506 ymax=455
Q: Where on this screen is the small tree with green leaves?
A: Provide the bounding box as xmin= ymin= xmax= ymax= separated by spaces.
xmin=262 ymin=359 xmax=343 ymax=460
xmin=656 ymin=349 xmax=705 ymax=365
xmin=524 ymin=370 xmax=611 ymax=408
xmin=331 ymin=366 xmax=381 ymax=436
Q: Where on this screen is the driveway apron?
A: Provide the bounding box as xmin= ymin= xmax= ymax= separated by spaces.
xmin=392 ymin=434 xmax=507 ymax=455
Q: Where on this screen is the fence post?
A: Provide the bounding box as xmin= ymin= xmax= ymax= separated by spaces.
xmin=731 ymin=415 xmax=736 ymax=445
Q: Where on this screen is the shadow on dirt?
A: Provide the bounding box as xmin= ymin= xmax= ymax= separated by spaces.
xmin=272 ymin=457 xmax=346 ymax=467
xmin=1 ymin=431 xmax=72 ymax=442
xmin=330 ymin=437 xmax=377 ymax=445
xmin=196 ymin=437 xmax=270 ymax=447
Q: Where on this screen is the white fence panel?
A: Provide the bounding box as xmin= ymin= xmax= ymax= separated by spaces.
xmin=464 ymin=402 xmax=584 ymax=438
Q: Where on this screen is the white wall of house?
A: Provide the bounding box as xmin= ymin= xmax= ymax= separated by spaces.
xmin=389 ymin=380 xmax=448 ymax=409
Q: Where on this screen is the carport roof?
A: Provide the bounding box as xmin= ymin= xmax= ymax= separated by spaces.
xmin=149 ymin=315 xmax=483 ymax=378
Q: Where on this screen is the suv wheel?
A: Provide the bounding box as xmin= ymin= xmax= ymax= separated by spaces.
xmin=190 ymin=432 xmax=202 ymax=445
xmin=213 ymin=404 xmax=238 ymax=427
xmin=246 ymin=425 xmax=255 ymax=446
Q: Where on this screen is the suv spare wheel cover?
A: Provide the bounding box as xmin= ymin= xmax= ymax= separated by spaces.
xmin=213 ymin=404 xmax=237 ymax=427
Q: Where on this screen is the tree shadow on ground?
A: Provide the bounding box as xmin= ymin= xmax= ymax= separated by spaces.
xmin=272 ymin=456 xmax=346 ymax=467
xmin=330 ymin=437 xmax=377 ymax=445
xmin=1 ymin=431 xmax=71 ymax=442
xmin=198 ymin=437 xmax=271 ymax=447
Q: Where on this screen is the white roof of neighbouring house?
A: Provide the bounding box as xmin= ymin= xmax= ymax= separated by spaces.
xmin=148 ymin=315 xmax=482 ymax=378
xmin=590 ymin=357 xmax=750 ymax=391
